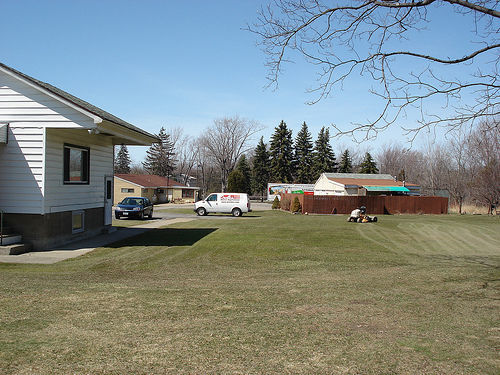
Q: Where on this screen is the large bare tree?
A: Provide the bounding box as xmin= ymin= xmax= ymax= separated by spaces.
xmin=377 ymin=143 xmax=424 ymax=182
xmin=250 ymin=1 xmax=499 ymax=140
xmin=468 ymin=120 xmax=500 ymax=212
xmin=201 ymin=116 xmax=262 ymax=191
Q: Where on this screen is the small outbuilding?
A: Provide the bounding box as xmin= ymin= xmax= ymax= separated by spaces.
xmin=314 ymin=173 xmax=420 ymax=196
xmin=114 ymin=174 xmax=200 ymax=204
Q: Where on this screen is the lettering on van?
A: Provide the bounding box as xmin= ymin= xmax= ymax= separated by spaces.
xmin=220 ymin=194 xmax=240 ymax=203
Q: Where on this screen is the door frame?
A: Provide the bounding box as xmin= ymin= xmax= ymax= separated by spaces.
xmin=104 ymin=175 xmax=113 ymax=225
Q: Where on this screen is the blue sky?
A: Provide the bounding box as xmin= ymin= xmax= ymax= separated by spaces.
xmin=0 ymin=1 xmax=487 ymax=163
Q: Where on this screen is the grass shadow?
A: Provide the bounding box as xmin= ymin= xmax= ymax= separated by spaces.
xmin=107 ymin=227 xmax=218 ymax=248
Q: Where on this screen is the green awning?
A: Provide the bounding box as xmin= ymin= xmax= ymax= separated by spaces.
xmin=364 ymin=186 xmax=410 ymax=192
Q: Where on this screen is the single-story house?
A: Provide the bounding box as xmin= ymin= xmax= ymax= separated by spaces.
xmin=314 ymin=173 xmax=420 ymax=196
xmin=114 ymin=174 xmax=200 ymax=204
xmin=0 ymin=62 xmax=158 ymax=250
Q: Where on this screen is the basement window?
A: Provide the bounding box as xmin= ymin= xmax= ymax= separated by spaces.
xmin=121 ymin=188 xmax=134 ymax=193
xmin=64 ymin=144 xmax=90 ymax=184
xmin=72 ymin=210 xmax=85 ymax=233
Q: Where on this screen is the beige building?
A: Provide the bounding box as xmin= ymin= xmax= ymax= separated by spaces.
xmin=114 ymin=174 xmax=199 ymax=205
xmin=314 ymin=173 xmax=420 ymax=196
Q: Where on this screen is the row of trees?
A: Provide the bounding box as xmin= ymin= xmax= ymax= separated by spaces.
xmin=115 ymin=117 xmax=498 ymax=212
xmin=378 ymin=122 xmax=499 ymax=214
xmin=115 ymin=118 xmax=381 ymax=197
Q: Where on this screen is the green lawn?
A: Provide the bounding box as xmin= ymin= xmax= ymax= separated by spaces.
xmin=1 ymin=212 xmax=499 ymax=374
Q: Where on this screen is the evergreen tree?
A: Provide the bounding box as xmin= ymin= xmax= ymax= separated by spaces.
xmin=142 ymin=127 xmax=176 ymax=178
xmin=252 ymin=137 xmax=270 ymax=201
xmin=359 ymin=152 xmax=379 ymax=174
xmin=236 ymin=154 xmax=252 ymax=195
xmin=397 ymin=168 xmax=406 ymax=181
xmin=338 ymin=149 xmax=353 ymax=173
xmin=269 ymin=120 xmax=294 ymax=183
xmin=294 ymin=122 xmax=314 ymax=183
xmin=312 ymin=127 xmax=337 ymax=179
xmin=227 ymin=169 xmax=246 ymax=192
xmin=114 ymin=144 xmax=132 ymax=174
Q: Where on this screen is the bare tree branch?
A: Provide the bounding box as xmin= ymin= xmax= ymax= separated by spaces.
xmin=248 ymin=0 xmax=500 ymax=140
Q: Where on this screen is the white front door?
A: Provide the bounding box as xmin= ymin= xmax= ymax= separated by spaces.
xmin=104 ymin=176 xmax=113 ymax=225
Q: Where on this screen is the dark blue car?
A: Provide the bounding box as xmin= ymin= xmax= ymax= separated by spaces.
xmin=115 ymin=197 xmax=153 ymax=220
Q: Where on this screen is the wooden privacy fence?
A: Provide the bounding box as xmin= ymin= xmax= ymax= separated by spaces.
xmin=280 ymin=194 xmax=448 ymax=215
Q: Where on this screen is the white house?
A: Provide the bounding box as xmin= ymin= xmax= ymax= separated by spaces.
xmin=314 ymin=173 xmax=420 ymax=196
xmin=0 ymin=63 xmax=158 ymax=250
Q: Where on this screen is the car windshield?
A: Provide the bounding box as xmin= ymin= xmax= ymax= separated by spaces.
xmin=121 ymin=198 xmax=143 ymax=206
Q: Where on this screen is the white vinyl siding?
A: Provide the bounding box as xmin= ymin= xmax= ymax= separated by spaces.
xmin=313 ymin=174 xmax=347 ymax=196
xmin=0 ymin=125 xmax=44 ymax=213
xmin=0 ymin=71 xmax=95 ymax=128
xmin=0 ymin=69 xmax=104 ymax=214
xmin=44 ymin=128 xmax=113 ymax=213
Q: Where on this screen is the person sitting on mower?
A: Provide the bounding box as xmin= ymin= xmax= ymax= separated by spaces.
xmin=348 ymin=207 xmax=362 ymax=222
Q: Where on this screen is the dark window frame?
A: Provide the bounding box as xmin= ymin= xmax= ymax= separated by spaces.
xmin=63 ymin=143 xmax=90 ymax=185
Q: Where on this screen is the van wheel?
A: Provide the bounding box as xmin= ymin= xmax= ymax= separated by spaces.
xmin=197 ymin=207 xmax=207 ymax=216
xmin=232 ymin=208 xmax=242 ymax=217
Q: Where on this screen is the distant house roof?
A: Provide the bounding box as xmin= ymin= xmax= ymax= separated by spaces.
xmin=328 ymin=177 xmax=418 ymax=188
xmin=0 ymin=62 xmax=157 ymax=141
xmin=324 ymin=173 xmax=395 ymax=180
xmin=323 ymin=173 xmax=419 ymax=189
xmin=115 ymin=174 xmax=199 ymax=189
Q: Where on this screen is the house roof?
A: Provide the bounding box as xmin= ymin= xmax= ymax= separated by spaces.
xmin=324 ymin=173 xmax=395 ymax=180
xmin=322 ymin=172 xmax=419 ymax=189
xmin=0 ymin=62 xmax=158 ymax=141
xmin=327 ymin=177 xmax=418 ymax=188
xmin=115 ymin=174 xmax=199 ymax=189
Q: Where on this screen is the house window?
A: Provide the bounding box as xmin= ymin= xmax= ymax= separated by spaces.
xmin=121 ymin=188 xmax=134 ymax=193
xmin=157 ymin=189 xmax=164 ymax=194
xmin=182 ymin=189 xmax=194 ymax=198
xmin=64 ymin=144 xmax=90 ymax=184
xmin=72 ymin=210 xmax=85 ymax=233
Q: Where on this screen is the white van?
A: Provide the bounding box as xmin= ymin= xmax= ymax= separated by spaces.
xmin=194 ymin=193 xmax=251 ymax=217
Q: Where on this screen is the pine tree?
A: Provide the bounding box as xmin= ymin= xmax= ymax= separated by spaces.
xmin=227 ymin=169 xmax=246 ymax=192
xmin=294 ymin=122 xmax=314 ymax=183
xmin=269 ymin=120 xmax=294 ymax=183
xmin=114 ymin=144 xmax=132 ymax=174
xmin=236 ymin=154 xmax=252 ymax=195
xmin=338 ymin=149 xmax=353 ymax=173
xmin=359 ymin=152 xmax=379 ymax=174
xmin=397 ymin=168 xmax=406 ymax=181
xmin=312 ymin=127 xmax=337 ymax=179
xmin=252 ymin=137 xmax=270 ymax=201
xmin=142 ymin=127 xmax=176 ymax=178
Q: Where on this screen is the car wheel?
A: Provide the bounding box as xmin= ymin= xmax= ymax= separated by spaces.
xmin=373 ymin=216 xmax=378 ymax=222
xmin=149 ymin=209 xmax=153 ymax=219
xmin=232 ymin=208 xmax=242 ymax=217
xmin=115 ymin=214 xmax=120 ymax=220
xmin=139 ymin=211 xmax=144 ymax=220
xmin=197 ymin=207 xmax=207 ymax=216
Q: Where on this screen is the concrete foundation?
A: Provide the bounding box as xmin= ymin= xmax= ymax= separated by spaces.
xmin=5 ymin=207 xmax=106 ymax=250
